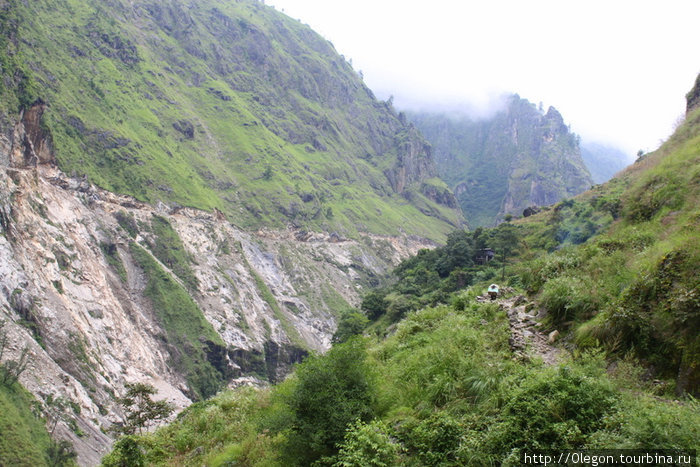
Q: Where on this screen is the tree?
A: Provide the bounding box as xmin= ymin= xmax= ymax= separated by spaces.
xmin=115 ymin=383 xmax=173 ymax=435
xmin=44 ymin=394 xmax=72 ymax=436
xmin=282 ymin=339 xmax=377 ymax=465
xmin=332 ymin=310 xmax=369 ymax=344
xmin=361 ymin=290 xmax=388 ymax=320
xmin=492 ymin=223 xmax=520 ymax=280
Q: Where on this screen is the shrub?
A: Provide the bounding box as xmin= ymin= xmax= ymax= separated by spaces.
xmin=333 ymin=311 xmax=369 ymax=344
xmin=482 ymin=366 xmax=619 ymax=455
xmin=280 ymin=339 xmax=377 ymax=465
xmin=587 ymin=395 xmax=700 ymax=450
xmin=333 ymin=419 xmax=400 ymax=467
xmin=101 ymin=435 xmax=145 ymax=467
xmin=361 ymin=290 xmax=388 ymax=320
xmin=397 ymin=411 xmax=462 ymax=466
xmin=540 ymin=276 xmax=599 ymax=326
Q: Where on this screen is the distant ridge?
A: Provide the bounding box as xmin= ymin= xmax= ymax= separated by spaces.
xmin=407 ymin=95 xmax=593 ymax=227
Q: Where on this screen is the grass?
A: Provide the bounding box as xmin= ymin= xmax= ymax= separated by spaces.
xmin=101 ymin=290 xmax=700 ymax=466
xmin=0 ymin=381 xmax=52 ymax=466
xmin=144 ymin=215 xmax=199 ymax=292
xmin=0 ymin=0 xmax=461 ymax=241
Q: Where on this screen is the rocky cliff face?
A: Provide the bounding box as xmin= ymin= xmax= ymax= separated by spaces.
xmin=0 ymin=157 xmax=431 ymax=464
xmin=408 ymin=96 xmax=593 ymax=226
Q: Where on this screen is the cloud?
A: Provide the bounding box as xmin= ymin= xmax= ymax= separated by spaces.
xmin=269 ymin=0 xmax=700 ymax=154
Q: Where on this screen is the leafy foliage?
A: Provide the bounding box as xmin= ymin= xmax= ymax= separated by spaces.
xmin=361 ymin=224 xmax=523 ymax=327
xmin=114 ymin=383 xmax=174 ymax=436
xmin=333 ymin=419 xmax=400 ymax=467
xmin=332 ymin=310 xmax=369 ymax=344
xmin=278 ymin=339 xmax=378 ymax=465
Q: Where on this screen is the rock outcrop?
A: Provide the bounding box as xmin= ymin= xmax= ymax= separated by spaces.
xmin=408 ymin=95 xmax=593 ymax=227
xmin=686 ymin=73 xmax=700 ymax=115
xmin=0 ymin=162 xmax=432 ymax=465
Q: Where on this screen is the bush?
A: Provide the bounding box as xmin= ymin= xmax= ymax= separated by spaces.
xmin=101 ymin=435 xmax=145 ymax=467
xmin=397 ymin=411 xmax=462 ymax=466
xmin=587 ymin=395 xmax=700 ymax=450
xmin=385 ymin=294 xmax=420 ymax=322
xmin=280 ymin=339 xmax=378 ymax=465
xmin=540 ymin=276 xmax=599 ymax=326
xmin=482 ymin=366 xmax=619 ymax=455
xmin=361 ymin=290 xmax=388 ymax=320
xmin=333 ymin=419 xmax=400 ymax=467
xmin=333 ymin=311 xmax=369 ymax=344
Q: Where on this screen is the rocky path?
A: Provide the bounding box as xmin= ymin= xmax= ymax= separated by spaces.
xmin=479 ymin=292 xmax=562 ymax=365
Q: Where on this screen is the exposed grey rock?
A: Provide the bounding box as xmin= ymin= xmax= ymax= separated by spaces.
xmin=0 ymin=164 xmax=433 ymax=465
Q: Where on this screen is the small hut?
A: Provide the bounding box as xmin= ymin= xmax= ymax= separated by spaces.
xmin=475 ymin=248 xmax=495 ymax=265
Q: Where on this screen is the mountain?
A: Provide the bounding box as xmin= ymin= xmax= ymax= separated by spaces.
xmin=0 ymin=0 xmax=466 ymax=464
xmin=407 ymin=95 xmax=593 ymax=227
xmin=581 ymin=141 xmax=633 ymax=183
xmin=0 ymin=0 xmax=462 ymax=240
xmin=106 ymin=76 xmax=700 ymax=466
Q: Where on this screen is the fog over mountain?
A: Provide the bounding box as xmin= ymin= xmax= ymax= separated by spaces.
xmin=580 ymin=142 xmax=635 ymax=184
xmin=269 ymin=0 xmax=700 ymax=155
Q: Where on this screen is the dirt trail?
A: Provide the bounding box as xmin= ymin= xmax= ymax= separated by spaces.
xmin=479 ymin=292 xmax=562 ymax=365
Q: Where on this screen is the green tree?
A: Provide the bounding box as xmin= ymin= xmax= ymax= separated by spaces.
xmin=332 ymin=311 xmax=369 ymax=344
xmin=115 ymin=383 xmax=173 ymax=435
xmin=361 ymin=290 xmax=388 ymax=320
xmin=101 ymin=435 xmax=145 ymax=467
xmin=282 ymin=339 xmax=377 ymax=465
xmin=492 ymin=223 xmax=520 ymax=280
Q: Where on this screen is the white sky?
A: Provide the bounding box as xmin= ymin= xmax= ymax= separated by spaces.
xmin=267 ymin=0 xmax=700 ymax=156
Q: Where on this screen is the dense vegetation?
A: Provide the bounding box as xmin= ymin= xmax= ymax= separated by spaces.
xmin=0 ymin=0 xmax=461 ymax=239
xmin=408 ymin=95 xmax=592 ymax=227
xmin=0 ymin=372 xmax=76 ymax=466
xmin=102 ymin=82 xmax=700 ymax=466
xmin=102 ymin=299 xmax=699 ymax=466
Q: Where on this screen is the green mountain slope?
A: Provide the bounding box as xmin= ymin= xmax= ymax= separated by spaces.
xmin=408 ymin=95 xmax=593 ymax=227
xmin=0 ymin=0 xmax=461 ymax=239
xmin=101 ymin=78 xmax=700 ymax=466
xmin=507 ymin=79 xmax=700 ymax=395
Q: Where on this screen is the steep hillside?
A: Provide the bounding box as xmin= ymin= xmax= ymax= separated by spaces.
xmin=0 ymin=0 xmax=461 ymax=239
xmin=117 ymin=77 xmax=700 ymax=466
xmin=408 ymin=95 xmax=592 ymax=226
xmin=0 ymin=163 xmax=433 ymax=465
xmin=511 ymin=80 xmax=700 ymax=394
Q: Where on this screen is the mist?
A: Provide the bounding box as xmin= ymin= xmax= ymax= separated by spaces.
xmin=269 ymin=0 xmax=699 ymax=160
